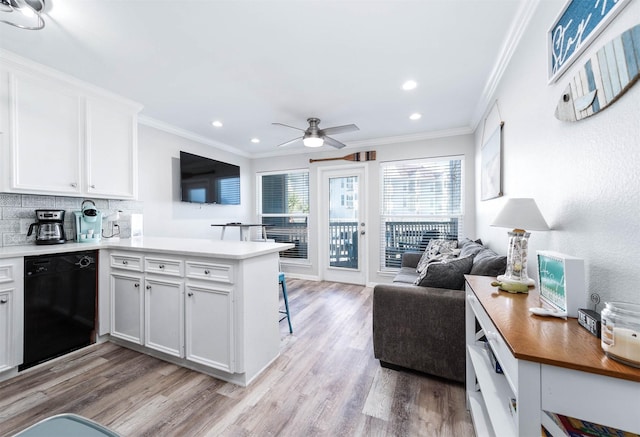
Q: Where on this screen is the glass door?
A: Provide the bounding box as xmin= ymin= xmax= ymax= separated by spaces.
xmin=321 ymin=166 xmax=366 ymax=285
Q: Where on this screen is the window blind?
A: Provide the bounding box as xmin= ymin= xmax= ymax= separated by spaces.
xmin=380 ymin=157 xmax=464 ymax=270
xmin=259 ymin=171 xmax=309 ymax=261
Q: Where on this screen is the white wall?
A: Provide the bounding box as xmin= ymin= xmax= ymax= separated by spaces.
xmin=475 ymin=2 xmax=640 ymax=305
xmin=253 ymin=134 xmax=475 ymax=284
xmin=138 ymin=124 xmax=253 ymax=240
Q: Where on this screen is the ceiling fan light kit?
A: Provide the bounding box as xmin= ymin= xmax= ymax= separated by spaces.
xmin=273 ymin=117 xmax=359 ymax=149
xmin=0 ymin=0 xmax=45 ymax=30
xmin=303 ymin=136 xmax=324 ymax=148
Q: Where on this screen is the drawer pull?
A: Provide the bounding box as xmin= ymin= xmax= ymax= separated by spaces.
xmin=146 ymin=285 xmax=152 ymax=290
xmin=204 ymin=270 xmax=210 ymax=275
xmin=187 ymin=292 xmax=194 ymax=297
xmin=122 ymin=260 xmax=128 ymax=265
xmin=0 ymin=297 xmax=7 ymax=304
xmin=134 ymin=283 xmax=140 ymax=288
xmin=159 ymin=264 xmax=165 ymax=269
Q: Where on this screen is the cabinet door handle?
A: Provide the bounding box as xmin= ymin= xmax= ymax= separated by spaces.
xmin=146 ymin=285 xmax=151 ymax=290
xmin=187 ymin=292 xmax=194 ymax=297
xmin=134 ymin=283 xmax=140 ymax=288
xmin=122 ymin=260 xmax=128 ymax=265
xmin=0 ymin=297 xmax=7 ymax=304
xmin=90 ymin=184 xmax=96 ymax=189
xmin=204 ymin=270 xmax=210 ymax=275
xmin=71 ymin=183 xmax=77 ymax=188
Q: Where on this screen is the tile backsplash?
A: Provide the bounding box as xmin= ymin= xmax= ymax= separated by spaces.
xmin=0 ymin=193 xmax=143 ymax=247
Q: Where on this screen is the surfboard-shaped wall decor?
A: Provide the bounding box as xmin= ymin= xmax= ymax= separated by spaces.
xmin=555 ymin=24 xmax=639 ymax=122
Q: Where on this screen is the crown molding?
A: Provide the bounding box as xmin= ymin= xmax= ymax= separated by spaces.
xmin=138 ymin=115 xmax=252 ymax=158
xmin=470 ymin=0 xmax=541 ymax=130
xmin=0 ymin=49 xmax=143 ymax=110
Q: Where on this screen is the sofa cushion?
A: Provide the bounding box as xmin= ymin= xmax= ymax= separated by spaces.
xmin=470 ymin=249 xmax=507 ymax=276
xmin=414 ymin=255 xmax=473 ymax=290
xmin=459 ymin=240 xmax=485 ymax=258
xmin=393 ymin=267 xmax=420 ymax=284
xmin=416 ymin=239 xmax=458 ymax=273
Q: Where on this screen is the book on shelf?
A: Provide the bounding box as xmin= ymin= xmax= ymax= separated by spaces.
xmin=544 ymin=411 xmax=639 ymax=437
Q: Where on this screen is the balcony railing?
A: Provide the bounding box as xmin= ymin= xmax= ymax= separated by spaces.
xmin=264 ymin=218 xmax=458 ymax=268
xmin=383 ymin=219 xmax=458 ymax=268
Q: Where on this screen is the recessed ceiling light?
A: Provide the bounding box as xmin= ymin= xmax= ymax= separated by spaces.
xmin=409 ymin=113 xmax=422 ymax=120
xmin=251 ymin=138 xmax=260 ymax=144
xmin=402 ymin=80 xmax=418 ymax=91
xmin=211 ymin=120 xmax=223 ymax=127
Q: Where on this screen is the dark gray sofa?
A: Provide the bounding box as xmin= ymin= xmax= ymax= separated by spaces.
xmin=372 ymin=239 xmax=505 ymax=383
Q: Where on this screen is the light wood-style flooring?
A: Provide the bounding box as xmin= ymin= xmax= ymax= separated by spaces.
xmin=0 ymin=279 xmax=473 ymax=436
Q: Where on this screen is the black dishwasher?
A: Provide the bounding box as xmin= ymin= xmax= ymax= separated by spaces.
xmin=20 ymin=250 xmax=98 ymax=371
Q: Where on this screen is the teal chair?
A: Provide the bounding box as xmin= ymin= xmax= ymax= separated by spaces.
xmin=278 ymin=272 xmax=293 ymax=333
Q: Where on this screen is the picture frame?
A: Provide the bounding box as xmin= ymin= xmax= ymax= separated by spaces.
xmin=536 ymin=250 xmax=586 ymax=318
xmin=480 ymin=121 xmax=503 ymax=201
xmin=548 ymin=0 xmax=631 ymax=83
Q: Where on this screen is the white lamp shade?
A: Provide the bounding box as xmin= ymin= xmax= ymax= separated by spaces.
xmin=491 ymin=198 xmax=549 ymax=231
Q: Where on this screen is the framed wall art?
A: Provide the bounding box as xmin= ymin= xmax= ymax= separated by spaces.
xmin=548 ymin=0 xmax=631 ymax=83
xmin=480 ymin=121 xmax=503 ymax=201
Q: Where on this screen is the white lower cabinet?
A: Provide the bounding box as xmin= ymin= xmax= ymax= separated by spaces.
xmin=110 ymin=273 xmax=143 ymax=344
xmin=109 ymin=251 xmax=237 ymax=376
xmin=0 ymin=290 xmax=14 ymax=372
xmin=144 ymin=277 xmax=184 ymax=358
xmin=185 ymin=283 xmax=234 ymax=373
xmin=0 ymin=258 xmax=24 ymax=374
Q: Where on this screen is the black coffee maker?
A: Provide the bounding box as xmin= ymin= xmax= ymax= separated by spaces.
xmin=27 ymin=210 xmax=66 ymax=245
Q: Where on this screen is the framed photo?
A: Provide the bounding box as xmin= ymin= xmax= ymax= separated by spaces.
xmin=536 ymin=251 xmax=586 ymax=318
xmin=480 ymin=122 xmax=503 ymax=201
xmin=548 ymin=0 xmax=631 ymax=83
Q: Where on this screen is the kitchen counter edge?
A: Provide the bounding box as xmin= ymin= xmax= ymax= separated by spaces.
xmin=0 ymin=237 xmax=295 ymax=260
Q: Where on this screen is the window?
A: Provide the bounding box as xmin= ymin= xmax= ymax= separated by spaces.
xmin=380 ymin=157 xmax=464 ymax=270
xmin=258 ymin=170 xmax=309 ymax=261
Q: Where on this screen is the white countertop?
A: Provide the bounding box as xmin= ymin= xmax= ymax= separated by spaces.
xmin=0 ymin=237 xmax=294 ymax=260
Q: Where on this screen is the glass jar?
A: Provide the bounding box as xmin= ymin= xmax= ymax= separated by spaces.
xmin=601 ymin=301 xmax=640 ymax=368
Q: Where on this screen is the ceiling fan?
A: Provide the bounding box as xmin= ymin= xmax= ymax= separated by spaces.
xmin=272 ymin=118 xmax=359 ymax=149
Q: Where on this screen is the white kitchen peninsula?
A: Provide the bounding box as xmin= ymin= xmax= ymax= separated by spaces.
xmin=98 ymin=237 xmax=294 ymax=386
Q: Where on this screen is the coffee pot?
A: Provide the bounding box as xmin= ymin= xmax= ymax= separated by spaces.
xmin=27 ymin=210 xmax=66 ymax=245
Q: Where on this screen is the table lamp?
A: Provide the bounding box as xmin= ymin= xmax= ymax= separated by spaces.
xmin=491 ymin=198 xmax=549 ymax=285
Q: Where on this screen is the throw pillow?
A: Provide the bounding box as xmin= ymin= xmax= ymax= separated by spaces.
xmin=470 ymin=254 xmax=507 ymax=277
xmin=414 ymin=255 xmax=474 ymax=290
xmin=459 ymin=240 xmax=485 ymax=258
xmin=416 ymin=239 xmax=459 ymax=273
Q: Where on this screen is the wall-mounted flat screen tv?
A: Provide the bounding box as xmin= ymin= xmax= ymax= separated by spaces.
xmin=180 ymin=151 xmax=240 ymax=205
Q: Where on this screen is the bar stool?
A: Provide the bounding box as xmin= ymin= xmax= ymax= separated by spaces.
xmin=278 ymin=272 xmax=293 ymax=334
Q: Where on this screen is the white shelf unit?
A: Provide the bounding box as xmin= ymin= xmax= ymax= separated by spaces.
xmin=465 ymin=287 xmax=541 ymax=437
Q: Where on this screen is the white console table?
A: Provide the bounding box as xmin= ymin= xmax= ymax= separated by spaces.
xmin=465 ymin=275 xmax=640 ymax=437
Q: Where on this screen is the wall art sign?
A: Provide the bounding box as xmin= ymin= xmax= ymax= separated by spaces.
xmin=480 ymin=121 xmax=503 ymax=201
xmin=548 ymin=0 xmax=631 ymax=83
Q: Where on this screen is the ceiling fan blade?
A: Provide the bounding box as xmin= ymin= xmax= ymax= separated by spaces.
xmin=323 ymin=136 xmax=347 ymax=149
xmin=320 ymin=124 xmax=359 ymax=136
xmin=272 ymin=122 xmax=306 ymax=132
xmin=276 ymin=137 xmax=303 ymax=148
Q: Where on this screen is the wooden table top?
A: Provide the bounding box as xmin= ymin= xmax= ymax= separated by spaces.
xmin=465 ymin=275 xmax=640 ymax=383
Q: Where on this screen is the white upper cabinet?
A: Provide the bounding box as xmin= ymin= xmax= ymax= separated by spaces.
xmin=0 ymin=51 xmax=142 ymax=199
xmin=86 ymin=97 xmax=138 ymax=198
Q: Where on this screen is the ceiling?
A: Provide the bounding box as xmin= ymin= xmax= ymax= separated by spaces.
xmin=0 ymin=0 xmax=531 ymax=157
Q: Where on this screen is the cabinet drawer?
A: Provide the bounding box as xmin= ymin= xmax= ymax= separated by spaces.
xmin=145 ymin=257 xmax=184 ymax=277
xmin=467 ymin=290 xmax=518 ymax=395
xmin=110 ymin=253 xmax=143 ymax=272
xmin=185 ymin=261 xmax=233 ymax=284
xmin=0 ymin=264 xmax=15 ymax=283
